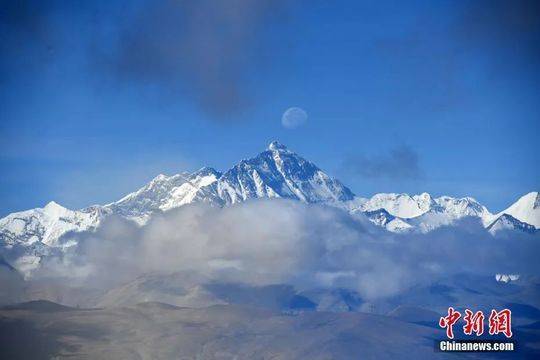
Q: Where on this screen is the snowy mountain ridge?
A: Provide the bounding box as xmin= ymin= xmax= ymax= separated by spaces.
xmin=0 ymin=141 xmax=537 ymax=275
xmin=348 ymin=192 xmax=493 ymax=222
xmin=487 ymin=213 xmax=537 ymax=235
xmin=105 ymin=141 xmax=354 ymax=224
xmin=493 ymin=191 xmax=540 ymax=228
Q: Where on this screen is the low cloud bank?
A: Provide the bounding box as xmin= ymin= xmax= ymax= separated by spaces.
xmin=39 ymin=200 xmax=540 ymax=300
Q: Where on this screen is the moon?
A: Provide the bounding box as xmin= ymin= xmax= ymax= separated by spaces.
xmin=281 ymin=107 xmax=308 ymax=129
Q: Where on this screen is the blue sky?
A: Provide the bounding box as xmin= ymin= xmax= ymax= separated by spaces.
xmin=1 ymin=0 xmax=539 ymax=216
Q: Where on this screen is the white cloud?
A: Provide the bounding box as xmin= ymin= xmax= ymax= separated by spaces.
xmin=38 ymin=200 xmax=540 ymax=300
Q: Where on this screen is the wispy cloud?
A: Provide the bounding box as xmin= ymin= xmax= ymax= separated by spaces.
xmin=344 ymin=145 xmax=423 ymax=180
xmin=36 ymin=200 xmax=540 ymax=301
xmin=0 ymin=0 xmax=294 ymax=121
xmin=106 ymin=0 xmax=291 ymax=119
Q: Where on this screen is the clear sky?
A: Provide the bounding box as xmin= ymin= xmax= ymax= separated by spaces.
xmin=1 ymin=0 xmax=539 ymax=216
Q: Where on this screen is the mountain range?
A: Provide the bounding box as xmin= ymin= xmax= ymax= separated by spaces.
xmin=1 ymin=141 xmax=538 ymax=276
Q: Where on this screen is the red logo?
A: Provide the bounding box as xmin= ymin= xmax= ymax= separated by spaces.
xmin=463 ymin=309 xmax=485 ymax=336
xmin=488 ymin=309 xmax=513 ymax=338
xmin=439 ymin=308 xmax=512 ymax=339
xmin=439 ymin=307 xmax=461 ymax=339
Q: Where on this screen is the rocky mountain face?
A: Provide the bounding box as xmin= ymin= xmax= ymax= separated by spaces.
xmin=0 ymin=141 xmax=538 ymax=276
xmin=493 ymin=191 xmax=540 ymax=228
xmin=487 ymin=213 xmax=538 ymax=234
xmin=104 ymin=141 xmax=354 ymax=224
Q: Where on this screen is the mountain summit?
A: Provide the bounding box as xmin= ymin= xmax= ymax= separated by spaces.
xmin=107 ymin=141 xmax=355 ymax=222
xmin=268 ymin=140 xmax=288 ymax=151
xmin=216 ymin=141 xmax=354 ymax=205
xmin=494 ymin=192 xmax=540 ymax=228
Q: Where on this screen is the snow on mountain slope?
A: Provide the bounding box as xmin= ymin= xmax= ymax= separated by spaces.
xmin=495 ymin=192 xmax=540 ymax=228
xmin=105 ymin=141 xmax=354 ymax=222
xmin=361 ymin=208 xmax=413 ymax=233
xmin=362 ymin=209 xmax=395 ymax=227
xmin=216 ymin=141 xmax=354 ymax=205
xmin=159 ymin=167 xmax=223 ymax=210
xmin=0 ymin=141 xmax=356 ymax=274
xmin=406 ymin=209 xmax=457 ymax=233
xmin=0 ymin=202 xmax=107 ymax=275
xmin=360 ymin=193 xmax=434 ymax=219
xmin=487 ymin=213 xmax=537 ymax=234
xmin=434 ymin=196 xmax=492 ymax=222
xmin=385 ymin=217 xmax=414 ymax=232
xmin=0 ymin=141 xmax=537 ymax=277
xmin=400 ymin=196 xmax=494 ymax=233
xmin=105 ymin=171 xmax=192 ymax=223
xmin=350 ymin=192 xmax=494 ymax=232
xmin=106 ymin=168 xmax=224 ymax=223
xmin=0 ymin=202 xmax=104 ymax=248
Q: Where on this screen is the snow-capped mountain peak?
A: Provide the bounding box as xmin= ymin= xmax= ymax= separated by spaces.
xmin=106 ymin=172 xmax=191 ymax=223
xmin=0 ymin=141 xmax=537 ymax=277
xmin=106 ymin=142 xmax=354 ymax=220
xmin=216 ymin=142 xmax=354 ymax=205
xmin=433 ymin=196 xmax=491 ymax=222
xmin=496 ymin=191 xmax=540 ymax=228
xmin=160 ymin=167 xmax=222 ymax=211
xmin=43 ymin=201 xmax=68 ymax=215
xmin=360 ymin=193 xmax=434 ymax=219
xmin=487 ymin=213 xmax=537 ymax=234
xmin=0 ymin=201 xmax=101 ymax=246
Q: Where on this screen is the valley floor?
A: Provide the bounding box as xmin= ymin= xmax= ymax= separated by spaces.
xmin=1 ymin=300 xmax=539 ymax=360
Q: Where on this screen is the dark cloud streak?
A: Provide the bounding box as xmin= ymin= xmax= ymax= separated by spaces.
xmin=108 ymin=0 xmax=291 ymax=119
xmin=344 ymin=146 xmax=423 ymax=180
xmin=457 ymin=0 xmax=540 ymax=49
xmin=0 ymin=0 xmax=294 ymax=120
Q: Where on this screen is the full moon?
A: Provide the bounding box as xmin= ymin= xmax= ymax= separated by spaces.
xmin=281 ymin=107 xmax=308 ymax=129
